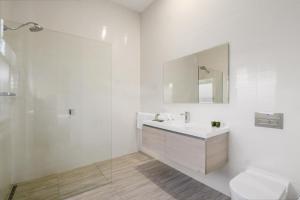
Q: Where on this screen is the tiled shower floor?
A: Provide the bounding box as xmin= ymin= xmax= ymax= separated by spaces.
xmin=12 ymin=161 xmax=112 ymax=200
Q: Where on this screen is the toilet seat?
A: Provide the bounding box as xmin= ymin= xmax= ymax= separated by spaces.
xmin=230 ymin=168 xmax=289 ymax=200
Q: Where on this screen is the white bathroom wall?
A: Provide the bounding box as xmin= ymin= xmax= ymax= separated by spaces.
xmin=141 ymin=0 xmax=300 ymax=198
xmin=0 ymin=0 xmax=140 ymax=160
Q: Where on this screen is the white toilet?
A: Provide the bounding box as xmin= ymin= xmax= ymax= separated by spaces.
xmin=230 ymin=168 xmax=289 ymax=200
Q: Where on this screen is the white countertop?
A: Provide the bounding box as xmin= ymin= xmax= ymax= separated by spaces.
xmin=143 ymin=120 xmax=229 ymax=139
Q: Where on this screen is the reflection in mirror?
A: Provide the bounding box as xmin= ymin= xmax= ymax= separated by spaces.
xmin=164 ymin=44 xmax=229 ymax=104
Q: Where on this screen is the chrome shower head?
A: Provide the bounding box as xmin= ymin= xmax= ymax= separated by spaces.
xmin=199 ymin=66 xmax=210 ymax=73
xmin=29 ymin=24 xmax=44 ymax=32
xmin=4 ymin=22 xmax=43 ymax=32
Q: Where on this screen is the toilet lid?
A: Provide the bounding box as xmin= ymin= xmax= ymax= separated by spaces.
xmin=230 ymin=171 xmax=287 ymax=200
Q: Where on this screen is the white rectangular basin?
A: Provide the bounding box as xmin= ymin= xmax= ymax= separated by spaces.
xmin=143 ymin=120 xmax=229 ymax=139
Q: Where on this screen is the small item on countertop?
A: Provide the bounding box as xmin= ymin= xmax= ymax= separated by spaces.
xmin=211 ymin=121 xmax=221 ymax=128
xmin=211 ymin=121 xmax=217 ymax=127
xmin=153 ymin=113 xmax=164 ymax=122
xmin=215 ymin=122 xmax=221 ymax=128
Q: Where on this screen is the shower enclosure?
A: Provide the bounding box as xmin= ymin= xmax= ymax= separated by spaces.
xmin=0 ymin=19 xmax=112 ymax=199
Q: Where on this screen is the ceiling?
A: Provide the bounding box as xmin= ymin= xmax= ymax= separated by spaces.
xmin=110 ymin=0 xmax=156 ymax=12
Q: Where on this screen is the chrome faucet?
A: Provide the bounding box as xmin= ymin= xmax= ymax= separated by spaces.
xmin=181 ymin=112 xmax=190 ymax=123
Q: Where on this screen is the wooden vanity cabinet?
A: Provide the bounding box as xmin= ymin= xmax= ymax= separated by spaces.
xmin=141 ymin=125 xmax=166 ymax=158
xmin=141 ymin=125 xmax=228 ymax=174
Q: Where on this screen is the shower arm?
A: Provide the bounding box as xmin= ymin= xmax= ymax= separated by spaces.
xmin=4 ymin=22 xmax=38 ymax=31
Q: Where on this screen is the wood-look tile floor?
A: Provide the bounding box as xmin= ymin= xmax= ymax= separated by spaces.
xmin=13 ymin=152 xmax=230 ymax=200
xmin=13 ymin=163 xmax=111 ymax=200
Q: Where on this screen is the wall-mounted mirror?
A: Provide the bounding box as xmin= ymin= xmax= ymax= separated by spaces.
xmin=163 ymin=43 xmax=229 ymax=104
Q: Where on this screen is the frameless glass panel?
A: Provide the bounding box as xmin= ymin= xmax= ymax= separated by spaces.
xmin=0 ymin=18 xmax=15 ymax=200
xmin=3 ymin=20 xmax=112 ymax=199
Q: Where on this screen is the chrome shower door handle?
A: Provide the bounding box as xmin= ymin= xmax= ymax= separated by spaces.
xmin=68 ymin=109 xmax=75 ymax=116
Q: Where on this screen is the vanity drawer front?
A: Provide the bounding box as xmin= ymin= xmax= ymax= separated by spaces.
xmin=142 ymin=126 xmax=165 ymax=156
xmin=165 ymin=132 xmax=206 ymax=173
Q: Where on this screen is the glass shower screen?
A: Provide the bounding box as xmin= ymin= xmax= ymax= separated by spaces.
xmin=3 ymin=21 xmax=112 ymax=199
